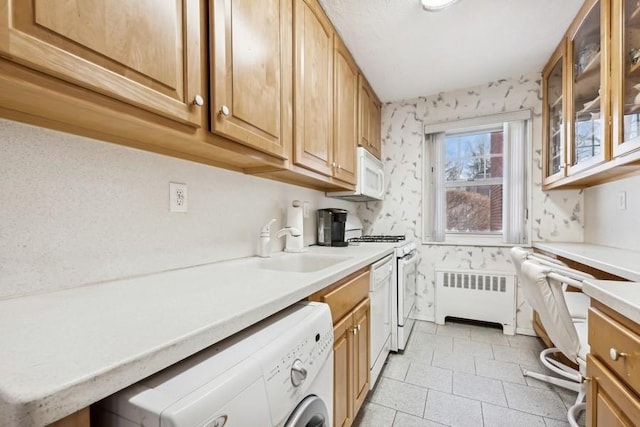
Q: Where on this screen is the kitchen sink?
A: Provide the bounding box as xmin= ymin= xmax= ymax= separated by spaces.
xmin=257 ymin=253 xmax=353 ymax=273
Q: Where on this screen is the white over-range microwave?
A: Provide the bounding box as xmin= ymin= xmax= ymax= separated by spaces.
xmin=326 ymin=147 xmax=385 ymax=201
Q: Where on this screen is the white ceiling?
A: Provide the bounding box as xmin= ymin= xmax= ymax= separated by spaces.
xmin=318 ymin=0 xmax=584 ymax=102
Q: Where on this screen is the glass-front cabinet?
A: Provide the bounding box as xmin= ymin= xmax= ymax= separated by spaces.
xmin=611 ymin=0 xmax=640 ymax=156
xmin=542 ymin=0 xmax=640 ymax=190
xmin=542 ymin=41 xmax=567 ymax=186
xmin=567 ymin=0 xmax=608 ymax=176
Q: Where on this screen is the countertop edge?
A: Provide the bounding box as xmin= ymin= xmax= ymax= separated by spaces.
xmin=583 ymin=279 xmax=640 ymax=325
xmin=1 ymin=245 xmax=396 ymax=426
xmin=532 ymin=242 xmax=640 ymax=282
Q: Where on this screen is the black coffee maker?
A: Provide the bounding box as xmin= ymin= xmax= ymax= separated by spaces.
xmin=317 ymin=208 xmax=348 ymax=247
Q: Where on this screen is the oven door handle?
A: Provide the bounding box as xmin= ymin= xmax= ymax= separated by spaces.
xmin=399 ymin=251 xmax=417 ymax=265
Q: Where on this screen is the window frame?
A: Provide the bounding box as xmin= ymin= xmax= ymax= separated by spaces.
xmin=422 ymin=110 xmax=532 ymax=247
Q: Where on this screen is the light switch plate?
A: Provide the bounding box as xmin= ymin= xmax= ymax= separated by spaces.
xmin=617 ymin=191 xmax=627 ymax=211
xmin=170 ymin=182 xmax=188 ymax=212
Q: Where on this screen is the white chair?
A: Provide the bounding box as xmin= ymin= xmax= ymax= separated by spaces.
xmin=519 ymin=259 xmax=588 ymax=427
xmin=510 ymin=247 xmax=591 ymax=321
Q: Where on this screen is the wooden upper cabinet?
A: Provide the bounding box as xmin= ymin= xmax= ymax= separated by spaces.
xmin=0 ymin=0 xmax=203 ymax=126
xmin=333 ymin=38 xmax=358 ymax=185
xmin=293 ymin=0 xmax=334 ymax=176
xmin=611 ymin=0 xmax=640 ymax=157
xmin=542 ymin=39 xmax=568 ymax=187
xmin=210 ymin=0 xmax=292 ymax=159
xmin=358 ymin=75 xmax=372 ymax=151
xmin=358 ymin=74 xmax=382 ymax=159
xmin=566 ymin=0 xmax=609 ymax=176
xmin=370 ymin=99 xmax=382 ymax=159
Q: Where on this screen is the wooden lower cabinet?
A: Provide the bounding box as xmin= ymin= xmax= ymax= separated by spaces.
xmin=352 ymin=298 xmax=370 ymax=417
xmin=48 ymin=408 xmax=90 ymax=427
xmin=586 ymin=302 xmax=640 ymax=426
xmin=309 ymin=269 xmax=371 ymax=427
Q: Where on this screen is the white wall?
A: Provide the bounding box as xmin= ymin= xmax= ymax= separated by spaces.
xmin=0 ymin=119 xmax=356 ymax=299
xmin=357 ymin=73 xmax=584 ymax=333
xmin=584 ymin=174 xmax=640 ymax=251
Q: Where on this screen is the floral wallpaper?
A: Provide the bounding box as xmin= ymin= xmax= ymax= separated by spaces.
xmin=357 ymin=73 xmax=583 ymax=333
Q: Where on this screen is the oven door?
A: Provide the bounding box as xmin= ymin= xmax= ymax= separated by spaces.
xmin=397 ymin=251 xmax=417 ymax=326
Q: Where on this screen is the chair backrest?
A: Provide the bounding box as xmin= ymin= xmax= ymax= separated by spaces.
xmin=510 ymin=246 xmax=540 ymax=311
xmin=520 ymin=260 xmax=580 ymax=362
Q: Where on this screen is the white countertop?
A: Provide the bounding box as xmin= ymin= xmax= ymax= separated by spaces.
xmin=0 ymin=244 xmax=396 ymax=427
xmin=532 ymin=242 xmax=640 ymax=282
xmin=583 ymin=280 xmax=640 ymax=325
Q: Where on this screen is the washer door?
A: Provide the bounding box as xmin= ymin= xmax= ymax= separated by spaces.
xmin=284 ymin=395 xmax=329 ymax=427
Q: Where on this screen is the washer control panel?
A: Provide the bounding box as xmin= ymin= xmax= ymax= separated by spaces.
xmin=255 ymin=305 xmax=333 ymax=424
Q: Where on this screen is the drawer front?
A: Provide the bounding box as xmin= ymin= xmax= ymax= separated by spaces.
xmin=587 ymin=354 xmax=640 ymax=426
xmin=321 ymin=271 xmax=370 ymax=323
xmin=589 ymin=307 xmax=640 ymax=392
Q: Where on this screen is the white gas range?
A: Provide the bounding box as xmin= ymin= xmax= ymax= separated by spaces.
xmin=347 ymin=235 xmax=418 ymax=354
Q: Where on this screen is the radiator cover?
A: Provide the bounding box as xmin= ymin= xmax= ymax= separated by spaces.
xmin=435 ymin=270 xmax=516 ymax=335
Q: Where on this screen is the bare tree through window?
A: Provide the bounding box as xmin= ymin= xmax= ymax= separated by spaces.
xmin=444 ymin=130 xmax=503 ymax=233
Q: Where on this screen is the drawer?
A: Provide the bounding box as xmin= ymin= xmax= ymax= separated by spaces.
xmin=587 ymin=354 xmax=640 ymax=426
xmin=589 ymin=307 xmax=640 ymax=392
xmin=315 ymin=270 xmax=369 ymax=323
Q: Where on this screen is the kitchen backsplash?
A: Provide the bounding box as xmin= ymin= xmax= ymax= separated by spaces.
xmin=357 ymin=73 xmax=584 ymax=333
xmin=584 ymin=174 xmax=640 ymax=251
xmin=0 ymin=118 xmax=356 ymax=299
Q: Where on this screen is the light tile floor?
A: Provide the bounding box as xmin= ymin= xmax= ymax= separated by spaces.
xmin=353 ymin=320 xmax=585 ymax=427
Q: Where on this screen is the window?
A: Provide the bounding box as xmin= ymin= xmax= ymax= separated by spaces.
xmin=423 ymin=110 xmax=530 ymax=245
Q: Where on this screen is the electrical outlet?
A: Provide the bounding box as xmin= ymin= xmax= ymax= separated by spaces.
xmin=169 ymin=182 xmax=188 ymax=212
xmin=617 ymin=191 xmax=627 ymax=211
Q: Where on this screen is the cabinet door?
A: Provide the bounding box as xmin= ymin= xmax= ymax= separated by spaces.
xmin=333 ymin=38 xmax=358 ymax=185
xmin=352 ymin=298 xmax=370 ymax=417
xmin=358 ymin=75 xmax=372 ymax=150
xmin=611 ymin=0 xmax=640 ymax=157
xmin=543 ymin=40 xmax=568 ymax=186
xmin=369 ymin=100 xmax=382 ymax=159
xmin=333 ymin=314 xmax=354 ymax=427
xmin=566 ymin=0 xmax=609 ymax=175
xmin=293 ymin=0 xmax=334 ymax=176
xmin=0 ymin=0 xmax=203 ymax=126
xmin=211 ymin=0 xmax=291 ymax=159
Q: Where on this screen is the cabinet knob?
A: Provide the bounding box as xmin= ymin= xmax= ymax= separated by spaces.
xmin=609 ymin=348 xmax=627 ymax=361
xmin=219 ymin=105 xmax=230 ymax=116
xmin=192 ymin=94 xmax=204 ymax=106
xmin=337 ymin=164 xmax=341 ymax=170
xmin=331 ymin=162 xmax=337 ymax=168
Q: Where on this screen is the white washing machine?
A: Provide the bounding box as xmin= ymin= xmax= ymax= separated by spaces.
xmin=93 ymin=302 xmax=334 ymax=427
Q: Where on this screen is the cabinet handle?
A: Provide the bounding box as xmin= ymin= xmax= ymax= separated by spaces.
xmin=219 ymin=105 xmax=230 ymax=116
xmin=357 ymin=324 xmax=361 ymax=331
xmin=609 ymin=348 xmax=628 ymax=361
xmin=192 ymin=94 xmax=204 ymax=107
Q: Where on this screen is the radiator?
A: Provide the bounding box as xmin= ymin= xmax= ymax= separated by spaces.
xmin=435 ymin=270 xmax=516 ymax=335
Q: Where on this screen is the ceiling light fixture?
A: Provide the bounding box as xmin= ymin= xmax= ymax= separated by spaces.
xmin=421 ymin=0 xmax=460 ymax=11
